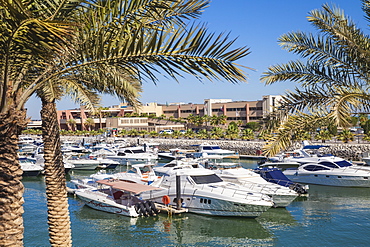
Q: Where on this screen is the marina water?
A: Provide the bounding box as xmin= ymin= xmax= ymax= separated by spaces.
xmin=23 ymin=160 xmax=370 ymax=246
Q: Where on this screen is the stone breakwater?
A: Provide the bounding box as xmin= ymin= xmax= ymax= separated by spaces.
xmin=60 ymin=136 xmax=370 ymax=161
xmin=125 ymin=138 xmax=370 ymax=161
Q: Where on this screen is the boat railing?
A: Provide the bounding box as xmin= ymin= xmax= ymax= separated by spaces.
xmin=234 ymin=180 xmax=285 ymax=194
xmin=161 ymin=179 xmax=269 ymax=201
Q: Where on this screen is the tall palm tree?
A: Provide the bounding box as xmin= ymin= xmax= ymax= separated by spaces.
xmin=0 ymin=1 xmax=77 ymax=245
xmin=261 ymin=1 xmax=370 ymax=156
xmin=2 ymin=1 xmax=254 ymax=245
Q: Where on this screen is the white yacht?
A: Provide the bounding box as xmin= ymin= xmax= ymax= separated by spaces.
xmin=191 ymin=143 xmax=238 ymax=158
xmin=283 ymin=160 xmax=370 ymax=187
xmin=140 ymin=168 xmax=274 ymax=217
xmin=63 ymin=153 xmax=100 ymax=170
xmin=155 ymin=158 xmax=298 ymax=207
xmin=106 ymin=146 xmax=158 ymax=165
xmin=203 ymin=162 xmax=299 ymax=207
xmin=61 ymin=140 xmax=87 ymax=153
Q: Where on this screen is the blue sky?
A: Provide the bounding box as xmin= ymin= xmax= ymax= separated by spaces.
xmin=26 ymin=0 xmax=366 ymax=119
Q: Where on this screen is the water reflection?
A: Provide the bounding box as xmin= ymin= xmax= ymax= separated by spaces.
xmin=72 ymin=202 xmax=277 ymax=246
xmin=158 ymin=214 xmax=272 ymax=245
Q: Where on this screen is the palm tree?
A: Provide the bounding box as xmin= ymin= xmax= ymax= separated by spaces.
xmin=337 ymin=129 xmax=355 ymax=143
xmin=261 ymin=1 xmax=370 ymax=156
xmin=315 ymin=129 xmax=333 ymax=143
xmin=66 ymin=119 xmax=77 ymax=131
xmin=2 ymin=1 xmax=253 ymax=245
xmin=241 ymin=128 xmax=255 ymax=140
xmin=84 ymin=118 xmax=95 ymax=131
xmin=0 ymin=1 xmax=77 ymax=245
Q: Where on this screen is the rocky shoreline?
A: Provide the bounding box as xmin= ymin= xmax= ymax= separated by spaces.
xmin=60 ymin=136 xmax=370 ymax=161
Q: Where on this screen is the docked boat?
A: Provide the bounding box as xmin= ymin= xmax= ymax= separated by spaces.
xmin=191 ymin=143 xmax=239 ymax=159
xmin=61 ymin=140 xmax=87 ymax=154
xmin=111 ymin=163 xmax=160 ymax=185
xmin=202 ymin=161 xmax=299 ymax=207
xmin=106 ymin=146 xmax=158 ymax=165
xmin=19 ymin=157 xmax=44 ymax=176
xmin=70 ymin=163 xmax=160 ymax=190
xmin=141 ymin=167 xmax=274 ymax=217
xmin=75 ymin=179 xmax=162 ymax=217
xmin=64 ymin=153 xmax=101 ymax=170
xmin=157 ymin=157 xmax=298 ymax=207
xmin=283 ymin=160 xmax=370 ymax=187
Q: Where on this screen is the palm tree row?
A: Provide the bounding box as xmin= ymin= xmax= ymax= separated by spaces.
xmin=1 ymin=0 xmax=252 ymax=245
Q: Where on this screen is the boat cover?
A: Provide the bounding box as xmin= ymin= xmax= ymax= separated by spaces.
xmin=257 ymin=168 xmax=294 ymax=187
xmin=96 ymin=180 xmax=162 ymax=194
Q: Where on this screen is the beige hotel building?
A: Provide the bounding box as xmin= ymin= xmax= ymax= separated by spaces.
xmin=56 ymin=95 xmax=282 ymax=132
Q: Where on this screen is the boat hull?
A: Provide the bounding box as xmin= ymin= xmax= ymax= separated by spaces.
xmin=76 ymin=190 xmax=138 ymax=217
xmin=284 ymin=172 xmax=370 ymax=187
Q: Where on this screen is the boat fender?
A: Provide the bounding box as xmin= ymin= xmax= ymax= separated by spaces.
xmin=134 ymin=202 xmax=142 ymax=216
xmin=148 ymin=201 xmax=160 ymax=215
xmin=144 ymin=201 xmax=154 ymax=216
xmin=162 ymin=195 xmax=170 ymax=205
xmin=135 ymin=202 xmax=147 ymax=217
xmin=139 ymin=202 xmax=148 ymax=217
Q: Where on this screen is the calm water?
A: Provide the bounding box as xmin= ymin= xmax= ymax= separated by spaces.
xmin=23 ymin=160 xmax=370 ymax=246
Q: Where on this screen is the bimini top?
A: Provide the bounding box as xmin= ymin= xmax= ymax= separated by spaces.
xmin=96 ymin=180 xmax=162 ymax=194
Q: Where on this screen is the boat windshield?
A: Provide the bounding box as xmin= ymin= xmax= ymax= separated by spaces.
xmin=319 ymin=161 xmax=340 ymax=169
xmin=334 ymin=160 xmax=353 ymax=167
xmin=190 ymin=174 xmax=223 ymax=184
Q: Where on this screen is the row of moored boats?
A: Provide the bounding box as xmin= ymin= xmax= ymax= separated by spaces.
xmin=18 ymin=136 xmax=370 ymax=219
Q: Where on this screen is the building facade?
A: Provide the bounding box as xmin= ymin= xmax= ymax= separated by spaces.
xmin=56 ymin=95 xmax=282 ymax=131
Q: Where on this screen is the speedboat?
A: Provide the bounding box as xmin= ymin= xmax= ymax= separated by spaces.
xmin=112 ymin=163 xmax=160 ymax=185
xmin=61 ymin=140 xmax=87 ymax=154
xmin=283 ymin=160 xmax=370 ymax=187
xmin=70 ymin=163 xmax=160 ymax=190
xmin=63 ymin=153 xmax=100 ymax=170
xmin=106 ymin=146 xmax=158 ymax=165
xmin=75 ymin=179 xmax=162 ymax=217
xmin=141 ymin=168 xmax=274 ymax=217
xmin=19 ymin=157 xmax=44 ymax=176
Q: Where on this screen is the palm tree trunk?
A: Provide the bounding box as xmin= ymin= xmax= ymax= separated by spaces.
xmin=40 ymin=99 xmax=72 ymax=246
xmin=0 ymin=108 xmax=27 ymax=246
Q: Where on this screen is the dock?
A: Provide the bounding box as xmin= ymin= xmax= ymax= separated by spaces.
xmin=154 ymin=203 xmax=188 ymax=215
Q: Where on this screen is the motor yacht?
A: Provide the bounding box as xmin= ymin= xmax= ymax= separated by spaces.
xmin=61 ymin=140 xmax=87 ymax=154
xmin=202 ymin=161 xmax=299 ymax=207
xmin=155 ymin=157 xmax=299 ymax=207
xmin=140 ymin=168 xmax=274 ymax=217
xmin=106 ymin=146 xmax=158 ymax=165
xmin=63 ymin=153 xmax=101 ymax=170
xmin=191 ymin=143 xmax=239 ymax=159
xmin=283 ymin=160 xmax=370 ymax=187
